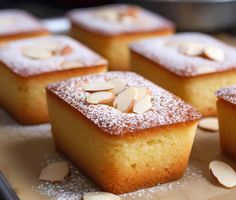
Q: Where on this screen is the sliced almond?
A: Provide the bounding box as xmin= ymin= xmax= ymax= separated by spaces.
xmin=86 ymin=91 xmax=115 ymax=105
xmin=95 ymin=59 xmax=107 ymax=66
xmin=96 ymin=10 xmax=118 ymax=22
xmin=82 ymin=81 xmax=114 ymax=92
xmin=179 ymin=42 xmax=204 ymax=56
xmin=38 ymin=41 xmax=58 ymax=51
xmin=123 ymin=7 xmax=140 ymax=17
xmin=0 ymin=18 xmax=14 ymax=26
xmin=22 ymin=46 xmax=52 ymax=60
xmin=39 ymin=161 xmax=69 ymax=183
xmin=198 ymin=117 xmax=219 ymax=132
xmin=209 ymin=160 xmax=236 ymax=188
xmin=136 ymin=87 xmax=152 ymax=101
xmin=165 ymin=40 xmax=183 ymax=48
xmin=133 ymin=95 xmax=152 ymax=114
xmin=113 ymin=87 xmax=137 ymax=113
xmin=61 ymin=60 xmax=84 ymax=69
xmin=119 ymin=16 xmax=135 ymax=24
xmin=108 ymin=78 xmax=126 ymax=94
xmin=58 ymin=46 xmax=73 ymax=56
xmin=83 ymin=192 xmax=121 ymax=200
xmin=203 ymin=47 xmax=224 ymax=62
xmin=196 ymin=65 xmax=215 ymax=75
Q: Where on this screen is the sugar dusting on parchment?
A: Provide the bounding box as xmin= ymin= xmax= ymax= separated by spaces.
xmin=35 ymin=153 xmax=203 ymax=200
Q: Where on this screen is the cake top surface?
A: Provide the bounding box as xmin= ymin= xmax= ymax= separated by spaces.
xmin=67 ymin=4 xmax=174 ymax=36
xmin=0 ymin=9 xmax=47 ymax=36
xmin=216 ymin=85 xmax=236 ymax=105
xmin=47 ymin=72 xmax=201 ymax=136
xmin=0 ymin=35 xmax=107 ymax=77
xmin=130 ymin=32 xmax=236 ymax=77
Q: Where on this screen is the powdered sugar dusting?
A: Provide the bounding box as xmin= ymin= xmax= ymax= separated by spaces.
xmin=122 ymin=165 xmax=203 ymax=199
xmin=130 ymin=32 xmax=236 ymax=77
xmin=35 ymin=153 xmax=99 ymax=200
xmin=0 ymin=35 xmax=107 ymax=77
xmin=47 ymin=72 xmax=201 ymax=135
xmin=67 ymin=4 xmax=174 ymax=36
xmin=0 ymin=9 xmax=47 ymax=36
xmin=216 ymin=85 xmax=236 ymax=105
xmin=36 ymin=153 xmax=203 ymax=200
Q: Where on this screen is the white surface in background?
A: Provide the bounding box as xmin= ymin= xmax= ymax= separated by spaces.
xmin=42 ymin=17 xmax=70 ymax=33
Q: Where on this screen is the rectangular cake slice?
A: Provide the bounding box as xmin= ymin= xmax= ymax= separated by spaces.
xmin=0 ymin=35 xmax=107 ymax=124
xmin=130 ymin=32 xmax=236 ymax=116
xmin=67 ymin=4 xmax=174 ymax=70
xmin=46 ymin=72 xmax=201 ymax=194
xmin=0 ymin=9 xmax=49 ymax=42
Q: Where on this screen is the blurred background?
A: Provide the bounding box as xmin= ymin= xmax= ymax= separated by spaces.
xmin=0 ymin=0 xmax=236 ymax=33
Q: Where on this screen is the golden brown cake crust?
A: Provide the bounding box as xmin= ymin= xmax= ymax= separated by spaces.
xmin=47 ymin=72 xmax=201 ymax=136
xmin=0 ymin=35 xmax=108 ymax=77
xmin=67 ymin=4 xmax=174 ymax=37
xmin=130 ymin=32 xmax=236 ymax=77
xmin=0 ymin=30 xmax=49 ymax=43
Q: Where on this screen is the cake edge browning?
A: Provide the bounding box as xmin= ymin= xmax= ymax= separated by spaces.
xmin=0 ymin=29 xmax=49 ymax=42
xmin=0 ymin=60 xmax=107 ymax=78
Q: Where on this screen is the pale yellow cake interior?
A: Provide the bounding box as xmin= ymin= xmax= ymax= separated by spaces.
xmin=131 ymin=52 xmax=236 ymax=116
xmin=47 ymin=91 xmax=199 ymax=194
xmin=217 ymin=99 xmax=236 ymax=159
xmin=70 ymin=25 xmax=173 ymax=71
xmin=0 ymin=64 xmax=106 ymax=124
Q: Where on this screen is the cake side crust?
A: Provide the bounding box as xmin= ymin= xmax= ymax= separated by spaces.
xmin=0 ymin=30 xmax=49 ymax=42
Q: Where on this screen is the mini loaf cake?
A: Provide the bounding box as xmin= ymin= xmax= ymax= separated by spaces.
xmin=0 ymin=35 xmax=107 ymax=124
xmin=46 ymin=72 xmax=201 ymax=194
xmin=216 ymin=86 xmax=236 ymax=160
xmin=0 ymin=9 xmax=49 ymax=42
xmin=67 ymin=4 xmax=174 ymax=70
xmin=130 ymin=32 xmax=236 ymax=116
